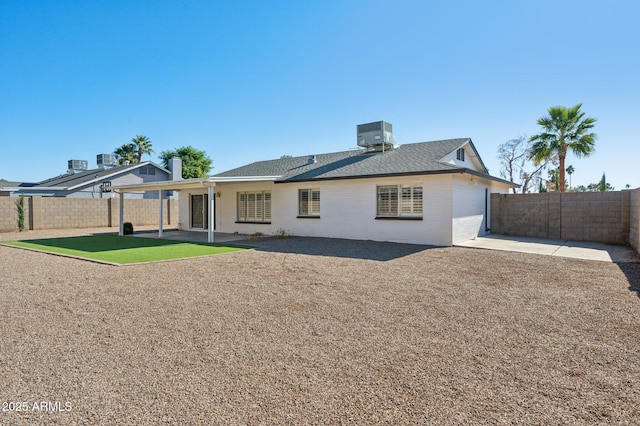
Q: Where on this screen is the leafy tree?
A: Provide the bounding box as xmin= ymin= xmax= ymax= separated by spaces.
xmin=159 ymin=146 xmax=212 ymax=179
xmin=132 ymin=135 xmax=154 ymax=163
xmin=573 ymin=173 xmax=614 ymax=192
xmin=114 ymin=143 xmax=137 ymax=165
xmin=497 ymin=136 xmax=553 ymax=194
xmin=598 ymin=172 xmax=613 ymax=192
xmin=529 ymin=104 xmax=597 ymax=192
xmin=548 ymin=168 xmax=559 ymax=191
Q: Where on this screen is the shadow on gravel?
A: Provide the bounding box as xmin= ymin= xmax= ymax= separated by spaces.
xmin=250 ymin=236 xmax=435 ymax=261
xmin=617 ymin=262 xmax=640 ymax=298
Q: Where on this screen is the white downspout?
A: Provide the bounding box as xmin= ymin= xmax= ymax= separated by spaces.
xmin=119 ymin=191 xmax=124 ymax=236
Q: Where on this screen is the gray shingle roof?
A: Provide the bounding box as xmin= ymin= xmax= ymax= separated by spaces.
xmin=0 ymin=181 xmax=36 ymax=188
xmin=34 ymin=162 xmax=167 ymax=189
xmin=214 ymin=138 xmax=488 ymax=182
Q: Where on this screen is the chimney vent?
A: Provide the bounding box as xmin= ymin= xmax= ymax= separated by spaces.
xmin=168 ymin=157 xmax=183 ymax=181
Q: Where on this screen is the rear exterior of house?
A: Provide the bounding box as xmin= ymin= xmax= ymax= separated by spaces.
xmin=180 ymin=173 xmax=506 ymax=246
xmin=171 ymin=124 xmax=515 ymax=246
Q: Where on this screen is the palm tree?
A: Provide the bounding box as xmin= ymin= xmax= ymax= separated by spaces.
xmin=566 ymin=165 xmax=575 ymax=190
xmin=114 ymin=143 xmax=137 ymax=165
xmin=131 ymin=135 xmax=154 ymax=163
xmin=529 ymin=104 xmax=597 ymax=192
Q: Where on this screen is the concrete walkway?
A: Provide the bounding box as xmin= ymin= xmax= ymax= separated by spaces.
xmin=456 ymin=234 xmax=640 ymax=263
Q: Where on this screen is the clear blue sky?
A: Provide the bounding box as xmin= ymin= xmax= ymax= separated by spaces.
xmin=1 ymin=0 xmax=638 ymax=189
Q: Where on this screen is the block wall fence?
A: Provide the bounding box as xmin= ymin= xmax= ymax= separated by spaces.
xmin=0 ymin=196 xmax=178 ymax=232
xmin=491 ymin=190 xmax=638 ymax=251
xmin=630 ymin=188 xmax=640 ymax=253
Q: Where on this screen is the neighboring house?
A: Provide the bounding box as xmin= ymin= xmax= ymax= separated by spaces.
xmin=0 ymin=154 xmax=181 ymax=199
xmin=117 ymin=122 xmax=516 ymax=246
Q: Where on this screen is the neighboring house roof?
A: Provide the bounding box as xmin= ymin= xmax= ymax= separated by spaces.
xmin=215 ymin=138 xmax=514 ymax=185
xmin=0 ymin=162 xmax=171 ymax=195
xmin=31 ymin=162 xmax=169 ymax=190
xmin=0 ymin=181 xmax=37 ymax=188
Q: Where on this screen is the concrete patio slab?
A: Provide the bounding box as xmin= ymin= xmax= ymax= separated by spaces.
xmin=133 ymin=230 xmax=255 ymax=244
xmin=456 ymin=234 xmax=640 ymax=263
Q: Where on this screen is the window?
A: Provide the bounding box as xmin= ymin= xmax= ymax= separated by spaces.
xmin=377 ymin=185 xmax=422 ymax=218
xmin=139 ymin=165 xmax=156 ymax=175
xmin=456 ymin=147 xmax=465 ymax=162
xmin=298 ymin=189 xmax=320 ymax=217
xmin=237 ymin=191 xmax=271 ymax=222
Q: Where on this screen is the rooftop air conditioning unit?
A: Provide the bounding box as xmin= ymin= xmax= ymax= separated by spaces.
xmin=357 ymin=121 xmax=393 ymax=152
xmin=97 ymin=154 xmax=118 ymax=169
xmin=68 ymin=159 xmax=88 ymax=173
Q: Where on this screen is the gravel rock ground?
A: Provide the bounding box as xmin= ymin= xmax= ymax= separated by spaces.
xmin=1 ymin=228 xmax=639 ymax=425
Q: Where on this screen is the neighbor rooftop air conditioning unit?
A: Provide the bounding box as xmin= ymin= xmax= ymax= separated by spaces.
xmin=68 ymin=159 xmax=88 ymax=173
xmin=97 ymin=154 xmax=117 ymax=168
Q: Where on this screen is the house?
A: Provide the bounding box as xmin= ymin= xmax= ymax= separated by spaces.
xmin=115 ymin=122 xmax=516 ymax=246
xmin=0 ymin=154 xmax=181 ymax=198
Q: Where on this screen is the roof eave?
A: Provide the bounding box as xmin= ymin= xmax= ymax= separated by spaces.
xmin=276 ymin=168 xmax=519 ymax=186
xmin=115 ymin=175 xmax=281 ymax=192
xmin=6 ymin=186 xmax=68 ymax=191
xmin=463 ymin=140 xmax=489 ymax=173
xmin=463 ymin=169 xmax=520 ymax=187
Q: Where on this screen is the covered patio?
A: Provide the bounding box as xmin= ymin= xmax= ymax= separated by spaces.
xmin=115 ymin=175 xmax=278 ymax=243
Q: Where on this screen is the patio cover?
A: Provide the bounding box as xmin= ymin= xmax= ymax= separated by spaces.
xmin=115 ymin=176 xmax=279 ymax=243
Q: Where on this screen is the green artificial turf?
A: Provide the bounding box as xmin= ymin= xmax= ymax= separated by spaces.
xmin=4 ymin=235 xmax=247 ymax=264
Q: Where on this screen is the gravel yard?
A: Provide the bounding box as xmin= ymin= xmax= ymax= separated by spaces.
xmin=1 ymin=228 xmax=639 ymax=425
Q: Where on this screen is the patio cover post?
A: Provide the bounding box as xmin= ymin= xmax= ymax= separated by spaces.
xmin=119 ymin=191 xmax=124 ymax=236
xmin=158 ymin=189 xmax=163 ymax=238
xmin=208 ymin=185 xmax=215 ymax=243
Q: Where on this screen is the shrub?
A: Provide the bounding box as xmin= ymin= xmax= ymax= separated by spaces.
xmin=275 ymin=228 xmax=293 ymax=239
xmin=15 ymin=195 xmax=25 ymax=232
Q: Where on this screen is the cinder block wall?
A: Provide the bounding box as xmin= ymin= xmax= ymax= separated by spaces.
xmin=630 ymin=189 xmax=640 ymax=253
xmin=0 ymin=196 xmax=178 ymax=232
xmin=0 ymin=197 xmax=20 ymax=232
xmin=112 ymin=198 xmax=177 ymax=227
xmin=36 ymin=198 xmax=111 ymax=229
xmin=491 ymin=191 xmax=631 ymax=245
xmin=490 ymin=193 xmax=561 ymax=239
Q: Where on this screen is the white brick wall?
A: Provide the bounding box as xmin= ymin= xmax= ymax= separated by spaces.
xmin=180 ymin=176 xmax=454 ymax=245
xmin=451 ymin=175 xmax=488 ymax=244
